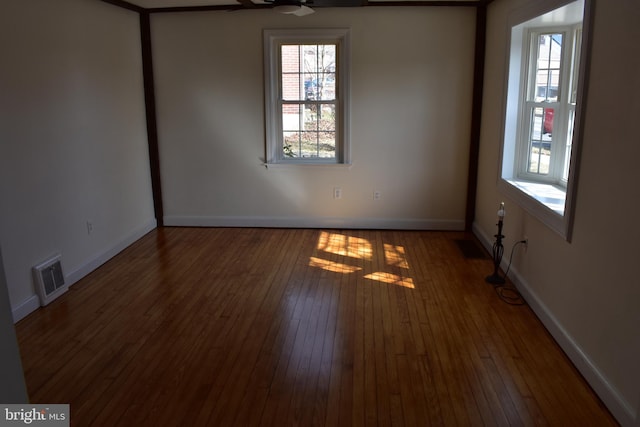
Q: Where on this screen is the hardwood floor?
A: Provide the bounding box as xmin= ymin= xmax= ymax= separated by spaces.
xmin=16 ymin=227 xmax=617 ymax=426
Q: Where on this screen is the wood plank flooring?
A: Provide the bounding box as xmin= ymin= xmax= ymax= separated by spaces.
xmin=15 ymin=227 xmax=617 ymax=426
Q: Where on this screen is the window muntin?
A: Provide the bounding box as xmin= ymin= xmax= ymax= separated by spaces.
xmin=264 ymin=29 xmax=350 ymax=165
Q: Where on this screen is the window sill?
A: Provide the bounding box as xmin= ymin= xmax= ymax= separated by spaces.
xmin=498 ymin=178 xmax=569 ymax=239
xmin=263 ymin=162 xmax=353 ymax=170
xmin=507 ymin=179 xmax=566 ymax=215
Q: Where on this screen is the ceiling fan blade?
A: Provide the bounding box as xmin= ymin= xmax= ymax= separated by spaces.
xmin=293 ymin=5 xmax=315 ymax=15
xmin=274 ymin=3 xmax=315 ymax=15
xmin=312 ymin=0 xmax=363 ymax=6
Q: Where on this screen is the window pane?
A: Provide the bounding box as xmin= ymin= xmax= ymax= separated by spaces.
xmin=550 ymin=34 xmax=563 ymax=67
xmin=304 ymin=75 xmax=337 ymax=101
xmin=538 ymin=36 xmax=548 ymax=68
xmin=281 ymin=45 xmax=303 ymax=101
xmin=303 ymin=45 xmax=336 ymax=101
xmin=281 ymin=103 xmax=336 ymax=158
xmin=282 ymin=73 xmax=301 ymax=101
xmin=282 ymin=44 xmax=337 ymax=102
xmin=535 ymin=70 xmax=549 ymax=101
xmin=549 ymin=69 xmax=561 ymax=101
xmin=534 ymin=33 xmax=562 ymax=102
xmin=304 ymin=73 xmax=318 ymax=100
xmin=317 ymin=104 xmax=336 ymax=158
xmin=528 ymin=107 xmax=553 ymax=175
xmin=282 ymin=103 xmax=302 ymax=131
xmin=302 ymin=45 xmax=336 ymax=70
xmin=281 ymin=45 xmax=300 ymax=72
xmin=322 ymin=72 xmax=336 ymax=100
xmin=319 ymin=45 xmax=336 ymax=70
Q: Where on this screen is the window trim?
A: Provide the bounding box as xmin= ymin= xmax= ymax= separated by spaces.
xmin=263 ymin=28 xmax=351 ymax=165
xmin=498 ymin=0 xmax=593 ymax=241
xmin=514 ymin=26 xmax=580 ymax=185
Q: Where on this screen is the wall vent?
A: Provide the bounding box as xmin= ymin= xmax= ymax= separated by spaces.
xmin=33 ymin=254 xmax=68 ymax=306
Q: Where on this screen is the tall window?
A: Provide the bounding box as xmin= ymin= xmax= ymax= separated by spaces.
xmin=264 ymin=29 xmax=350 ymax=165
xmin=519 ymin=28 xmax=581 ymax=183
xmin=499 ymin=0 xmax=591 ymax=240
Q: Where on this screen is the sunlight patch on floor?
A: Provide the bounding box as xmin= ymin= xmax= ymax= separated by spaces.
xmin=308 ymin=256 xmax=362 ymax=274
xmin=317 ymin=231 xmax=373 ymax=260
xmin=364 ymin=272 xmax=415 ymax=289
xmin=384 ymin=243 xmax=409 ymax=269
xmin=310 ymin=231 xmax=416 ymax=289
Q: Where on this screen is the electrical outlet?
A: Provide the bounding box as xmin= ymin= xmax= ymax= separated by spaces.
xmin=333 ymin=187 xmax=342 ymax=199
xmin=86 ymin=221 xmax=94 ymax=235
xmin=373 ymin=190 xmax=381 ymax=200
xmin=523 ymin=235 xmax=528 ymax=251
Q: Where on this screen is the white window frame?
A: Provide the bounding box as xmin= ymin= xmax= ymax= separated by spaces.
xmin=498 ymin=0 xmax=592 ymax=241
xmin=515 ymin=26 xmax=579 ymax=185
xmin=264 ymin=28 xmax=351 ymax=166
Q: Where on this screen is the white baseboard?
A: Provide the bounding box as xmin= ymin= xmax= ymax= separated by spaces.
xmin=163 ymin=215 xmax=465 ymax=231
xmin=10 ymin=295 xmax=40 ymax=324
xmin=473 ymin=221 xmax=635 ymax=427
xmin=65 ymin=219 xmax=157 ymax=287
xmin=11 ymin=219 xmax=157 ymax=323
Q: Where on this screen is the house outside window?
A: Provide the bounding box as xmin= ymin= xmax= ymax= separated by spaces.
xmin=264 ymin=29 xmax=350 ymax=165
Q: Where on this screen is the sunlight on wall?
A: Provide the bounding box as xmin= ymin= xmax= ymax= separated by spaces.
xmin=311 ymin=231 xmax=415 ymax=289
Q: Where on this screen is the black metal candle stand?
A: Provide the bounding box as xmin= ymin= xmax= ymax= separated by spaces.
xmin=485 ymin=219 xmax=506 ymax=285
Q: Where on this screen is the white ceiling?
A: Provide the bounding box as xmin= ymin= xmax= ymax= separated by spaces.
xmin=126 ymin=0 xmax=479 ymax=9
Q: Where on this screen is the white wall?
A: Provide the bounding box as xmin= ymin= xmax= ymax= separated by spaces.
xmin=0 ymin=0 xmax=156 ymax=321
xmin=475 ymin=0 xmax=640 ymax=425
xmin=151 ymin=7 xmax=476 ymax=230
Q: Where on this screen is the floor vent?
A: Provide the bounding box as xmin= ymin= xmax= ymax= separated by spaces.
xmin=33 ymin=255 xmax=68 ymax=306
xmin=454 ymin=239 xmax=488 ymax=259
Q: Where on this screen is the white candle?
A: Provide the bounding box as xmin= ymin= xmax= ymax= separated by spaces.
xmin=497 ymin=202 xmax=505 ymax=220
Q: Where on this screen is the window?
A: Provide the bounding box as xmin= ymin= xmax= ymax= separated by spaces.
xmin=518 ymin=28 xmax=581 ymax=183
xmin=264 ymin=29 xmax=350 ymax=165
xmin=499 ymin=0 xmax=592 ymax=240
